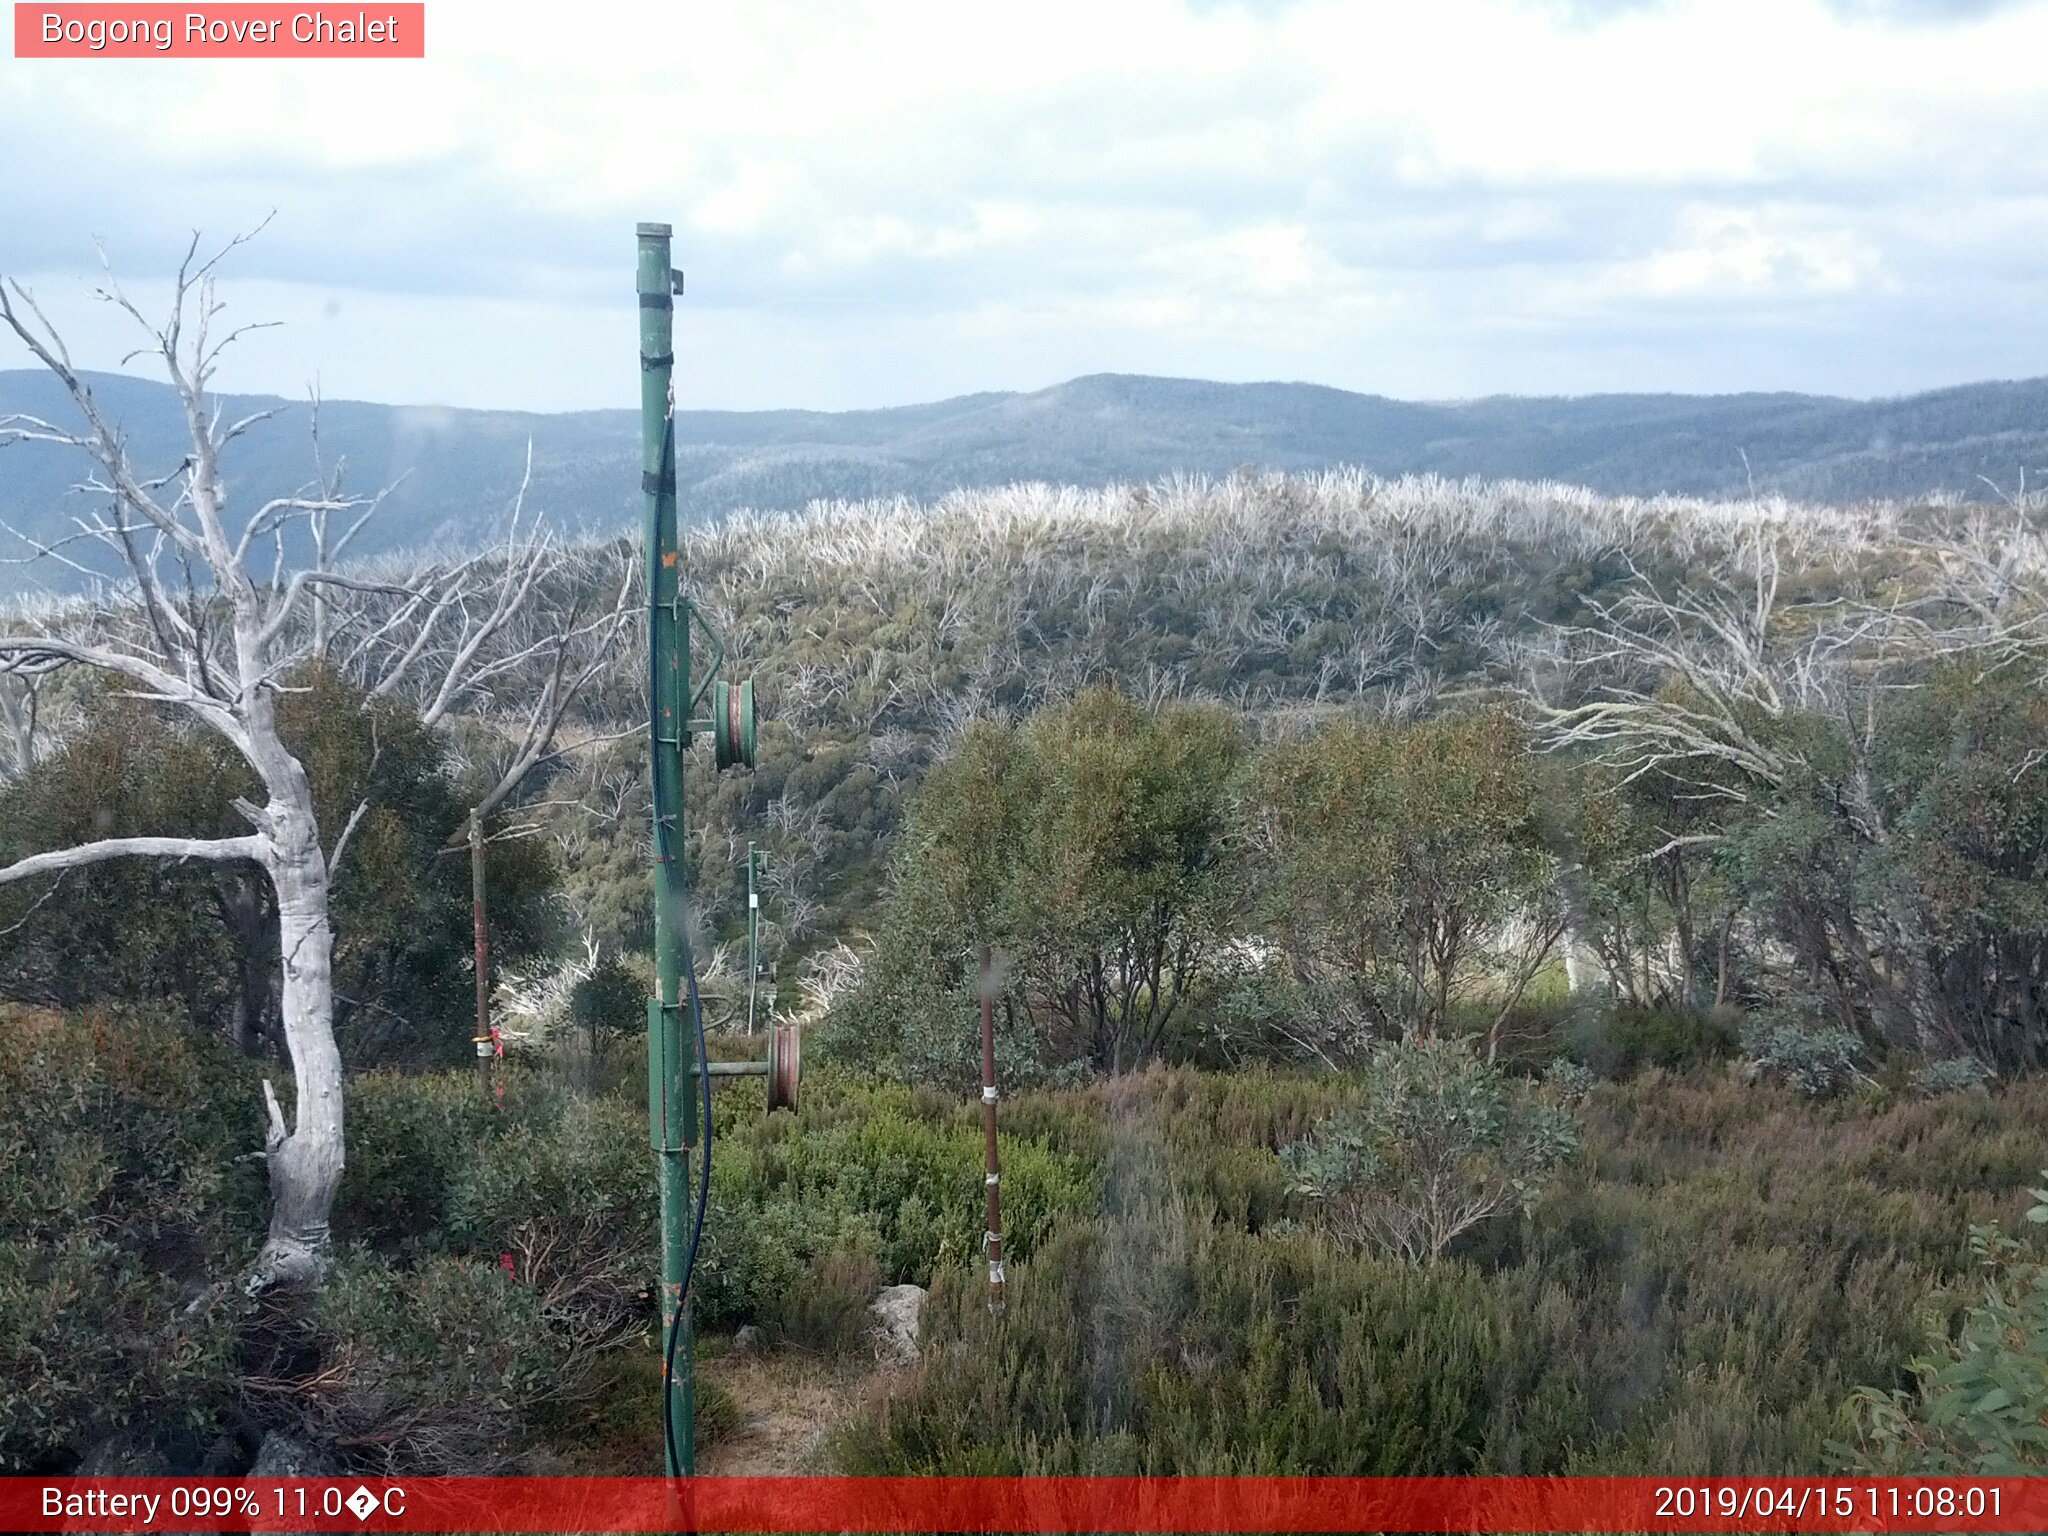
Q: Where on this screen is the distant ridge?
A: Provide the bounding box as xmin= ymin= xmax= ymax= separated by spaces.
xmin=3 ymin=368 xmax=2045 ymax=593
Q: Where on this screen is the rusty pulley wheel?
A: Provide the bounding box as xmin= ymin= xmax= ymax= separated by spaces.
xmin=766 ymin=1022 xmax=800 ymax=1113
xmin=712 ymin=678 xmax=756 ymax=771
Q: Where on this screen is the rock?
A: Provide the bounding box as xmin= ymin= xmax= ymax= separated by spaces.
xmin=867 ymin=1283 xmax=927 ymax=1366
xmin=246 ymin=1434 xmax=344 ymax=1536
xmin=732 ymin=1324 xmax=764 ymax=1354
xmin=75 ymin=1430 xmax=212 ymax=1536
xmin=77 ymin=1428 xmax=176 ymax=1476
xmin=250 ymin=1432 xmax=342 ymax=1478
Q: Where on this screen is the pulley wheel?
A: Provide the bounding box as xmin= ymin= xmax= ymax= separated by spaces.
xmin=713 ymin=678 xmax=757 ymax=771
xmin=767 ymin=1022 xmax=800 ymax=1113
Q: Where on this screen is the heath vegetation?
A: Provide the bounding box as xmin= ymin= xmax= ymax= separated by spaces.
xmin=4 ymin=375 xmax=2045 ymax=1471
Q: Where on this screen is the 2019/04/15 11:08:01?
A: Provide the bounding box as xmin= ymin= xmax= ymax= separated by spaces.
xmin=1654 ymin=1483 xmax=2005 ymax=1521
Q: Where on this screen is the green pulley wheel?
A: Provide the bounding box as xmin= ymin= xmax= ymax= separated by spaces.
xmin=713 ymin=678 xmax=756 ymax=771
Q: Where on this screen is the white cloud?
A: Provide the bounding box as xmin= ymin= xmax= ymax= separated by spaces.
xmin=1633 ymin=207 xmax=1886 ymax=298
xmin=4 ymin=0 xmax=2048 ymax=407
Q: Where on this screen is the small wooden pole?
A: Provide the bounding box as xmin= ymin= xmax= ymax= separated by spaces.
xmin=746 ymin=841 xmax=760 ymax=1035
xmin=469 ymin=807 xmax=495 ymax=1080
xmin=980 ymin=944 xmax=1004 ymax=1312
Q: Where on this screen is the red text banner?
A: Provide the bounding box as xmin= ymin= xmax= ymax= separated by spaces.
xmin=14 ymin=4 xmax=425 ymax=57
xmin=6 ymin=1476 xmax=2044 ymax=1533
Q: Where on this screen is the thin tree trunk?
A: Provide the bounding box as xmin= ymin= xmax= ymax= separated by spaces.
xmin=1714 ymin=910 xmax=1735 ymax=1008
xmin=247 ymin=814 xmax=344 ymax=1293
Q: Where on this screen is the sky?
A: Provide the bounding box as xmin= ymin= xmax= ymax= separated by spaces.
xmin=3 ymin=0 xmax=2047 ymax=412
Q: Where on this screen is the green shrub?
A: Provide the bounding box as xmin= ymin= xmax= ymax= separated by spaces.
xmin=569 ymin=951 xmax=644 ymax=1062
xmin=1912 ymin=1056 xmax=1994 ymax=1098
xmin=768 ymin=1247 xmax=886 ymax=1353
xmin=336 ymin=1069 xmax=500 ymax=1250
xmin=692 ymin=1076 xmax=1096 ymax=1332
xmin=840 ymin=1068 xmax=2048 ymax=1477
xmin=1842 ymin=1175 xmax=2048 ymax=1472
xmin=0 ymin=683 xmax=560 ymax=1066
xmin=1742 ymin=1017 xmax=1867 ymax=1098
xmin=0 ymin=1231 xmax=242 ymax=1471
xmin=251 ymin=1254 xmax=574 ymax=1474
xmin=693 ymin=1193 xmax=862 ymax=1335
xmin=0 ymin=1006 xmax=258 ymax=1470
xmin=1575 ymin=1002 xmax=1738 ymax=1078
xmin=841 ymin=1216 xmax=1515 ymax=1475
xmin=1542 ymin=1058 xmax=1598 ymax=1104
xmin=444 ymin=1096 xmax=656 ymax=1352
xmin=1281 ymin=1035 xmax=1579 ymax=1262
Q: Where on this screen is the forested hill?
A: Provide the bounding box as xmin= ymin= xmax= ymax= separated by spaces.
xmin=4 ymin=366 xmax=2048 ymax=594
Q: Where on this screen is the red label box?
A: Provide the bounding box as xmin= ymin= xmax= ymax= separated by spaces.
xmin=14 ymin=3 xmax=425 ymax=56
xmin=4 ymin=1477 xmax=2046 ymax=1533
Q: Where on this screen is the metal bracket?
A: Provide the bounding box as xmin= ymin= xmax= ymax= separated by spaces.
xmin=684 ymin=597 xmax=725 ymax=717
xmin=646 ymin=998 xmax=691 ymax=1153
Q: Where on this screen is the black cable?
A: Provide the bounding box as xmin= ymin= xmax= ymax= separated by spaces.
xmin=648 ymin=407 xmax=713 ymax=1480
xmin=659 ymin=933 xmax=713 ymax=1480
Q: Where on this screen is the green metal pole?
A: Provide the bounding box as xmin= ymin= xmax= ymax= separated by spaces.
xmin=638 ymin=221 xmax=695 ymax=1476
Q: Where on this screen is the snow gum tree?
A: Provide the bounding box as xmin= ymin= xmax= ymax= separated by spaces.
xmin=0 ymin=235 xmax=628 ymax=1289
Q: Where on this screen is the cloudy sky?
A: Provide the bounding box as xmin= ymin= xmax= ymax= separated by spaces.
xmin=3 ymin=0 xmax=2046 ymax=411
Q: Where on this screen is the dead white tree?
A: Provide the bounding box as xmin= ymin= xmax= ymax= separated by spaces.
xmin=0 ymin=235 xmax=629 ymax=1290
xmin=1532 ymin=526 xmax=2045 ymax=1054
xmin=0 ymin=671 xmax=40 ymax=780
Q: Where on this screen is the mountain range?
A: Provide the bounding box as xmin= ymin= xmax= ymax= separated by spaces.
xmin=3 ymin=368 xmax=2045 ymax=594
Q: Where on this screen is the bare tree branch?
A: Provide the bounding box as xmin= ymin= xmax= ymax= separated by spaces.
xmin=0 ymin=833 xmax=264 ymax=887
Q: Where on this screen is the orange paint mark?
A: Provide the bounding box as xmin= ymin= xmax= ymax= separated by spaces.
xmin=662 ymin=551 xmax=677 ymax=568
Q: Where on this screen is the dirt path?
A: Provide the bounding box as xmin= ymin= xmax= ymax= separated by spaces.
xmin=696 ymin=1349 xmax=905 ymax=1475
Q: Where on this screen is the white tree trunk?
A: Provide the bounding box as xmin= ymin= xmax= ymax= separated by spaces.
xmin=248 ymin=859 xmax=343 ymax=1288
xmin=243 ymin=719 xmax=346 ymax=1293
xmin=2 ymin=242 xmax=629 ymax=1294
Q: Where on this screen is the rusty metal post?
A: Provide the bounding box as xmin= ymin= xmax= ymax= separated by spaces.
xmin=746 ymin=841 xmax=760 ymax=1036
xmin=980 ymin=944 xmax=1005 ymax=1312
xmin=469 ymin=807 xmax=496 ymax=1078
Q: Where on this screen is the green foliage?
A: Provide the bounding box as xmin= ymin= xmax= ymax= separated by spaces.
xmin=570 ymin=950 xmax=643 ymax=1061
xmin=1280 ymin=1035 xmax=1579 ymax=1262
xmin=0 ymin=673 xmax=560 ymax=1066
xmin=1574 ymin=1002 xmax=1740 ymax=1078
xmin=0 ymin=1006 xmax=260 ymax=1470
xmin=842 ymin=1217 xmax=1516 ymax=1475
xmin=444 ymin=1096 xmax=656 ymax=1352
xmin=833 ymin=688 xmax=1243 ymax=1081
xmin=1862 ymin=663 xmax=2048 ymax=1067
xmin=1248 ymin=711 xmax=1558 ymax=1046
xmin=770 ymin=1247 xmax=886 ymax=1354
xmin=1913 ymin=1056 xmax=1994 ymax=1098
xmin=1541 ymin=1057 xmax=1598 ymax=1103
xmin=693 ymin=1074 xmax=1097 ymax=1333
xmin=336 ymin=1069 xmax=658 ymax=1347
xmin=253 ymin=1071 xmax=655 ymax=1471
xmin=0 ymin=708 xmax=244 ymax=1018
xmin=1741 ymin=1016 xmax=1868 ymax=1099
xmin=1843 ymin=1177 xmax=2048 ymax=1473
xmin=1710 ymin=661 xmax=2048 ymax=1070
xmin=842 ymin=1067 xmax=2048 ymax=1477
xmin=260 ymin=1254 xmax=573 ymax=1474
